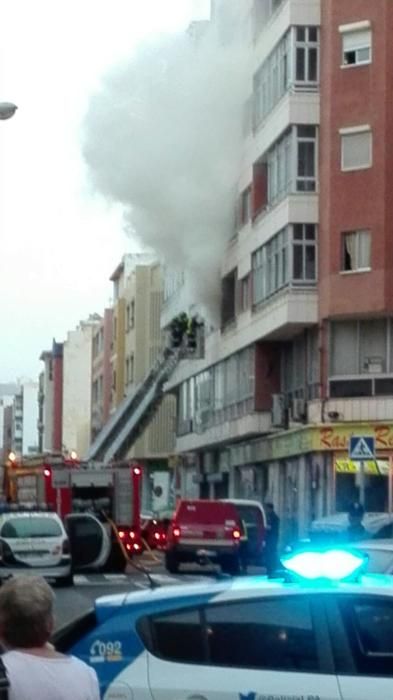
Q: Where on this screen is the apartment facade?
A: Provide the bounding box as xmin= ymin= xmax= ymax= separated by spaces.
xmin=107 ymin=254 xmax=176 ymax=511
xmin=62 ymin=317 xmax=101 ymax=458
xmin=0 ymin=383 xmax=18 ymax=461
xmin=39 ymin=341 xmax=64 ymax=453
xmin=164 ymin=0 xmax=391 ymax=541
xmin=91 ymin=308 xmax=113 ymax=442
xmin=8 ymin=380 xmax=39 ymax=457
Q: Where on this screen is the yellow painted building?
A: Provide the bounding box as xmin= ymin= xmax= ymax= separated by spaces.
xmin=108 ymin=255 xmax=176 ymax=510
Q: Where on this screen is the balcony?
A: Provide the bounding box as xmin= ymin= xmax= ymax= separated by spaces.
xmin=176 ymin=410 xmax=272 ymax=453
xmin=308 ymin=397 xmax=393 ymax=424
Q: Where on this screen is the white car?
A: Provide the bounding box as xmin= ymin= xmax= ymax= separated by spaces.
xmin=0 ymin=509 xmax=72 ymax=585
xmin=354 ymin=539 xmax=393 ymax=575
xmin=54 ymin=547 xmax=393 ymax=698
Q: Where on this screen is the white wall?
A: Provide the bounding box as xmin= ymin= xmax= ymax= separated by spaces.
xmin=62 ymin=322 xmax=98 ymax=458
xmin=42 ymin=358 xmax=54 ymax=452
xmin=0 ymin=395 xmax=14 ymax=450
xmin=21 ymin=381 xmax=39 ymax=454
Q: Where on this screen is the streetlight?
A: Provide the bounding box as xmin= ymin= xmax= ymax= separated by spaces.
xmin=0 ymin=102 xmax=17 ymax=120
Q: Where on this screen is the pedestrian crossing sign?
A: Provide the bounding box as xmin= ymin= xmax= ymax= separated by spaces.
xmin=349 ymin=436 xmax=375 ymax=460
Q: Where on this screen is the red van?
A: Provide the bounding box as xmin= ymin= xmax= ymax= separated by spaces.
xmin=165 ymin=499 xmax=245 ymax=574
xmin=222 ymin=499 xmax=266 ymax=565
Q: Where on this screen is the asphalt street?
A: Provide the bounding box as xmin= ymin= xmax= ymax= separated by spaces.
xmin=54 ymin=557 xmax=265 ymax=630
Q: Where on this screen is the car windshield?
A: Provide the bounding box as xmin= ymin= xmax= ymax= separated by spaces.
xmin=1 ymin=517 xmax=62 ymax=539
xmin=362 ymin=548 xmax=393 ymax=574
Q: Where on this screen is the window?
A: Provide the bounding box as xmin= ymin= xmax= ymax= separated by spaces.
xmin=342 ymin=230 xmax=371 ymax=272
xmin=1 ymin=517 xmax=62 ymax=538
xmin=341 ymin=24 xmax=372 ymax=67
xmin=297 ymin=126 xmax=317 ymax=191
xmin=221 ymin=270 xmax=237 ymax=327
xmin=238 ymin=275 xmax=250 ymax=313
xmin=295 ymin=26 xmax=319 ymax=83
xmin=267 ymin=126 xmax=317 ymax=205
xmin=253 ymin=27 xmax=319 ymax=128
xmin=340 ymin=597 xmax=393 ymax=676
xmin=252 ymin=224 xmax=316 ymax=305
xmin=254 ymin=32 xmax=290 ymax=127
xmin=329 ymin=319 xmax=393 ymax=396
xmin=293 ymin=224 xmax=317 ymax=282
xmin=267 ymin=129 xmax=292 ymax=204
xmin=341 ymin=127 xmax=372 ymax=171
xmin=147 ymin=609 xmax=205 ymax=664
xmin=239 ymin=187 xmax=252 ymax=227
xmin=205 ymin=597 xmax=318 ymax=671
xmin=130 ymin=300 xmax=135 ymax=328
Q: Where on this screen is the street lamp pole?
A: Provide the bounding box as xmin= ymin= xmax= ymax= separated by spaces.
xmin=0 ymin=102 xmax=17 ymax=120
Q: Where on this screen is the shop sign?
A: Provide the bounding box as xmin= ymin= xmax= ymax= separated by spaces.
xmin=335 ymin=459 xmax=389 ymax=476
xmin=319 ymin=425 xmax=393 ymax=451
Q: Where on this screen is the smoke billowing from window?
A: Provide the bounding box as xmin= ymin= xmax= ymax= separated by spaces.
xmin=83 ymin=8 xmax=248 ymax=320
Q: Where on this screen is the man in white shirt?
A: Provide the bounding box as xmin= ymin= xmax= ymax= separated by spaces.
xmin=0 ymin=575 xmax=100 ymax=700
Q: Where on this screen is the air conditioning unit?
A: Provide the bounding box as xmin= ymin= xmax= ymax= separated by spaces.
xmin=363 ymin=356 xmax=384 ymax=373
xmin=271 ymin=394 xmax=285 ymax=427
xmin=291 ymin=398 xmax=306 ymax=422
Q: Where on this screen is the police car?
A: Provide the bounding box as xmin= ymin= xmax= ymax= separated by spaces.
xmin=0 ymin=507 xmax=72 ymax=585
xmin=53 ymin=548 xmax=393 ymax=699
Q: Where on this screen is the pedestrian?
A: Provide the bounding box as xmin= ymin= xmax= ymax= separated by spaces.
xmin=265 ymin=502 xmax=280 ymax=577
xmin=0 ymin=575 xmax=100 ymax=700
xmin=346 ymin=501 xmax=368 ymax=542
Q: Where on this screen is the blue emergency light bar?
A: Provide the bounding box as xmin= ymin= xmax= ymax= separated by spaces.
xmin=281 ymin=548 xmax=367 ymax=582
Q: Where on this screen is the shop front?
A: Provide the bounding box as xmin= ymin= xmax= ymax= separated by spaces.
xmin=229 ymin=422 xmax=393 ymax=540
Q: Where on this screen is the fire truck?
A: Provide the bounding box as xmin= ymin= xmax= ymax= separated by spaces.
xmin=3 ymin=454 xmax=143 ymax=572
xmin=2 ymin=318 xmax=203 ymax=572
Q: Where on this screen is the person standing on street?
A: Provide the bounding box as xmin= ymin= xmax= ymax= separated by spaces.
xmin=0 ymin=575 xmax=100 ymax=700
xmin=265 ymin=502 xmax=280 ymax=577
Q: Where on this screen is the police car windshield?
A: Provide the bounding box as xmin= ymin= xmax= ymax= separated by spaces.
xmin=1 ymin=517 xmax=62 ymax=538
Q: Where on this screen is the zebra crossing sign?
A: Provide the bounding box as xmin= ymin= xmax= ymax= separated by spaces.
xmin=349 ymin=436 xmax=375 ymax=460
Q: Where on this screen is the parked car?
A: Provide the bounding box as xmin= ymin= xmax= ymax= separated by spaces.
xmin=53 ymin=546 xmax=393 ymax=699
xmin=0 ymin=507 xmax=73 ymax=585
xmin=309 ymin=512 xmax=393 ymax=543
xmin=165 ymin=499 xmax=245 ymax=574
xmin=353 ymin=540 xmax=393 ymax=575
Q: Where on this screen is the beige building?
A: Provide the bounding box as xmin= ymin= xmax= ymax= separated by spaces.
xmin=108 ymin=255 xmax=176 ymax=509
xmin=62 ymin=316 xmax=101 ymax=458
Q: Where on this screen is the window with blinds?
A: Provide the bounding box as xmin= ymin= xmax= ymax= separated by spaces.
xmin=342 ymin=27 xmax=372 ymax=67
xmin=341 ymin=128 xmax=372 ymax=171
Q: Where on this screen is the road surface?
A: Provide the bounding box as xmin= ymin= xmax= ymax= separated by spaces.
xmin=54 ymin=558 xmax=265 ymax=630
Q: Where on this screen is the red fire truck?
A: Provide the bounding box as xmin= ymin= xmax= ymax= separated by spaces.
xmin=3 ymin=454 xmax=143 ymax=572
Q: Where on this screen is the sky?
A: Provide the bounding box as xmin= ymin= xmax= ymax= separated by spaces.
xmin=0 ymin=0 xmax=210 ymax=382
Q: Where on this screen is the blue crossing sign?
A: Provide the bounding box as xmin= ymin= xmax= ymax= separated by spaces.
xmin=349 ymin=436 xmax=375 ymax=460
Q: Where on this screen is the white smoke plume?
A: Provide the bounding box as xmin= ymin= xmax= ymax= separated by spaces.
xmin=82 ymin=4 xmax=249 ymax=320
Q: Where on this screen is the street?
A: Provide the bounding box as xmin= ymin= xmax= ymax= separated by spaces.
xmin=54 ymin=558 xmax=265 ymax=630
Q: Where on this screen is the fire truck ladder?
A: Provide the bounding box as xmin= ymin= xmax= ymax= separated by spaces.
xmin=86 ymin=348 xmax=180 ymax=463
